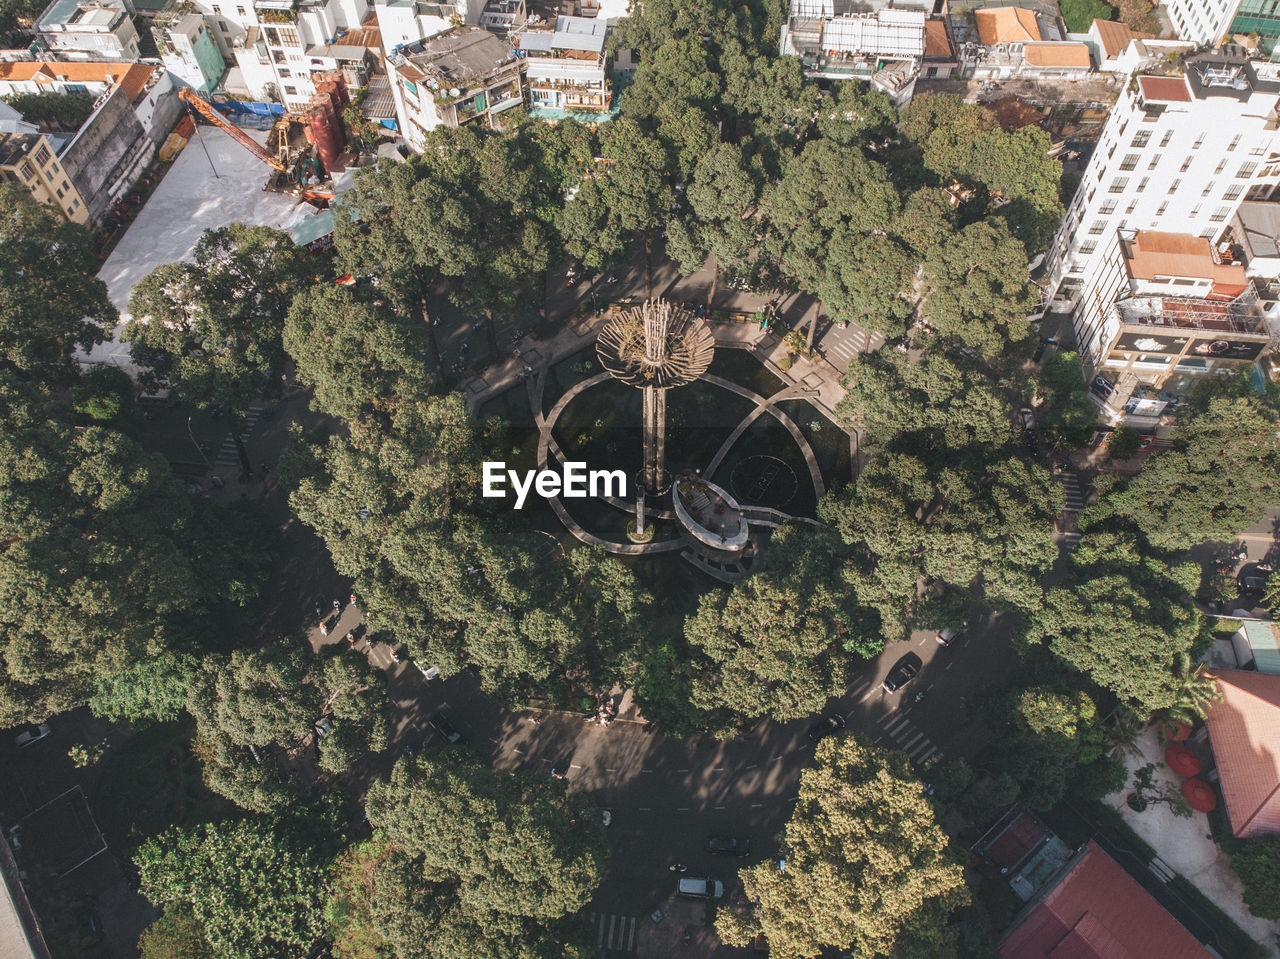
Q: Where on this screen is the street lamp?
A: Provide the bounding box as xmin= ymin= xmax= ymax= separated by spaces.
xmin=187 ymin=417 xmax=211 ymax=469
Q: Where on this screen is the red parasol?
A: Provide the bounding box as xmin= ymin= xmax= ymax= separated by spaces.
xmin=1165 ymin=744 xmax=1203 ymax=777
xmin=1181 ymin=777 xmax=1218 ymax=813
xmin=1168 ymin=722 xmax=1192 ymax=742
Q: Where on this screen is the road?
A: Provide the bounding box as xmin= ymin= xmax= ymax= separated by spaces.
xmin=342 ymin=603 xmax=1020 ymax=937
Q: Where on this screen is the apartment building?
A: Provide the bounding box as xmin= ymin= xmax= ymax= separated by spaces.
xmin=516 ymin=14 xmax=611 ymax=117
xmin=156 ymin=12 xmax=227 ymax=91
xmin=0 ymin=131 xmax=88 ymax=222
xmin=1165 ymin=0 xmax=1280 ymax=56
xmin=1071 ymin=229 xmax=1278 ymax=422
xmin=386 ymin=26 xmax=522 ymax=148
xmin=34 ymin=0 xmax=140 ymax=60
xmin=1043 ymin=50 xmax=1280 ymax=327
xmin=374 ymin=0 xmax=482 ymax=55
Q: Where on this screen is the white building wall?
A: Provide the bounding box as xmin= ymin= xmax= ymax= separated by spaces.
xmin=1165 ymin=0 xmax=1237 ymax=46
xmin=1046 ymin=74 xmax=1280 ymax=316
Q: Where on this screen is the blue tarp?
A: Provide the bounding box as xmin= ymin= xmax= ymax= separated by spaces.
xmin=215 ymin=101 xmax=286 ymax=117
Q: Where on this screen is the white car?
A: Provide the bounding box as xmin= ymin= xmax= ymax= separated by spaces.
xmin=677 ymin=877 xmax=723 ymax=900
xmin=14 ymin=724 xmax=50 ymax=747
xmin=936 ymin=622 xmax=968 ymax=646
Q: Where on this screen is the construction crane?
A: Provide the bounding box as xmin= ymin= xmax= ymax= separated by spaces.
xmin=177 ymin=88 xmax=334 ymax=206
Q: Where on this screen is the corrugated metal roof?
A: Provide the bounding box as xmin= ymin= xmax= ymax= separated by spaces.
xmin=820 ymin=10 xmax=925 ymax=58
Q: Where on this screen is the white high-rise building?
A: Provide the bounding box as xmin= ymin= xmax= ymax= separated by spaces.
xmin=1044 ymin=49 xmax=1280 ymax=344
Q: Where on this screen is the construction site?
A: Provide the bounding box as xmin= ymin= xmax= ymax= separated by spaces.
xmin=176 ymin=70 xmax=357 ymax=208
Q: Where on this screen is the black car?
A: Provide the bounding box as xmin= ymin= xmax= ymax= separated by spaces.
xmin=807 ymin=715 xmax=847 ymax=742
xmin=881 ymin=653 xmax=922 ymax=693
xmin=704 ymin=836 xmax=751 ymax=857
xmin=428 ymin=712 xmax=464 ymax=744
xmin=1239 ymin=569 xmax=1272 ymax=595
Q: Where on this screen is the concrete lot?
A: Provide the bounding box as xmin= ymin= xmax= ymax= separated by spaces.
xmin=85 ymin=126 xmax=319 ymax=372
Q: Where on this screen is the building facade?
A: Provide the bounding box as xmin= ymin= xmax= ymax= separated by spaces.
xmin=1166 ymin=0 xmax=1280 ymax=57
xmin=0 ymin=131 xmax=88 ymax=222
xmin=516 ymin=14 xmax=611 ymax=117
xmin=1043 ymin=51 xmax=1280 ymax=322
xmin=34 ymin=0 xmax=140 ymax=60
xmin=157 ymin=12 xmax=226 ymax=91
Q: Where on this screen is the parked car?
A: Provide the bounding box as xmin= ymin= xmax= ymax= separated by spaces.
xmin=936 ymin=622 xmax=968 ymax=646
xmin=13 ymin=724 xmax=50 ymax=748
xmin=807 ymin=715 xmax=846 ymax=742
xmin=882 ymin=653 xmax=922 ymax=693
xmin=677 ymin=877 xmax=723 ymax=899
xmin=427 ymin=712 xmax=464 ymax=744
xmin=704 ymin=836 xmax=751 ymax=857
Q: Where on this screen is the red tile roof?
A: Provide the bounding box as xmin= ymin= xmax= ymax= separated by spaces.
xmin=999 ymin=843 xmax=1214 ymax=959
xmin=0 ymin=61 xmax=154 ymax=103
xmin=983 ymin=812 xmax=1049 ymax=869
xmin=1123 ymin=230 xmax=1249 ymax=297
xmin=976 ymin=6 xmax=1041 ymax=44
xmin=1138 ymin=75 xmax=1192 ymax=102
xmin=1023 ymin=42 xmax=1092 ymax=68
xmin=1091 ymin=18 xmax=1133 ymax=59
xmin=1205 ymin=670 xmax=1280 ymax=838
xmin=924 ymin=17 xmax=955 ymax=60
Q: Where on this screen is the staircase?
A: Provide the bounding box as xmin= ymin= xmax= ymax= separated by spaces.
xmin=1055 ymin=469 xmax=1087 ymax=550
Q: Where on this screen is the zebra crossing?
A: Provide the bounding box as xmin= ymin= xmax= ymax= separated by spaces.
xmin=583 ymin=911 xmax=638 ymax=954
xmin=1057 ymin=471 xmax=1086 ymax=513
xmin=821 ymin=324 xmax=885 ymax=367
xmin=875 ymin=708 xmax=941 ymax=767
xmin=211 ymin=403 xmax=265 ymax=472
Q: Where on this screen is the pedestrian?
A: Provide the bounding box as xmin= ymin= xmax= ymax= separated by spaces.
xmin=320 ymin=623 xmax=329 ymax=636
xmin=333 ymin=599 xmax=342 ymax=613
xmin=551 ymin=767 xmax=564 ymax=780
xmin=314 ymin=603 xmax=322 ymax=620
xmin=349 ymin=592 xmax=358 ymax=609
xmin=345 ymin=632 xmax=355 ymax=646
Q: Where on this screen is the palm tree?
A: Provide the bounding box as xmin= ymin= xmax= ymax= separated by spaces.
xmin=1163 ymin=654 xmax=1224 ymax=730
xmin=1103 ymin=706 xmax=1146 ymax=763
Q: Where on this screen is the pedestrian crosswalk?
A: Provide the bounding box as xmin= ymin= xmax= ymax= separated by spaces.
xmin=822 ymin=324 xmax=886 ymax=368
xmin=1057 ymin=471 xmax=1086 ymax=513
xmin=875 ymin=709 xmax=941 ymax=766
xmin=212 ymin=402 xmax=265 ymax=473
xmin=583 ymin=912 xmax=637 ymax=954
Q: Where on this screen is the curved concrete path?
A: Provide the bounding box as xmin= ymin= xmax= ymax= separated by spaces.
xmin=704 ymin=383 xmax=814 ymax=482
xmin=700 ymin=373 xmax=827 ymax=502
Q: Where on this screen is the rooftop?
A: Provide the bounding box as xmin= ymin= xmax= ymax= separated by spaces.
xmin=1121 ymin=230 xmax=1249 ymax=296
xmin=0 ymin=130 xmax=39 ymax=166
xmin=999 ymin=842 xmax=1214 ymax=959
xmin=1205 ymin=670 xmax=1280 ymax=838
xmin=1240 ymin=620 xmax=1280 ymax=674
xmin=923 ymin=17 xmax=954 ymax=59
xmin=1137 ymin=74 xmax=1191 ymax=102
xmin=37 ymin=0 xmax=126 ymax=28
xmin=1090 ymin=17 xmax=1134 ymax=59
xmin=1022 ymin=41 xmax=1091 ymax=67
xmin=975 ymin=6 xmax=1041 ymax=44
xmin=1114 ymin=288 xmax=1265 ymax=336
xmin=0 ymin=60 xmax=155 ymax=102
xmin=393 ymin=27 xmax=518 ymax=88
xmin=1233 ymin=200 xmax=1280 ymax=261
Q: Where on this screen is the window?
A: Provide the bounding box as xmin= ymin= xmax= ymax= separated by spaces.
xmin=284 ymin=84 xmax=297 ymax=95
xmin=1237 ymin=161 xmax=1258 ymax=178
xmin=1224 ymin=184 xmax=1243 ymax=201
xmin=1214 ymin=159 xmax=1227 ymax=174
xmin=1210 ymin=205 xmax=1230 ymax=221
xmin=17 ymin=161 xmax=32 ymax=181
xmin=1126 ymin=199 xmax=1138 ymax=214
xmin=60 ymin=180 xmax=68 ymax=192
xmin=1079 ymin=240 xmax=1097 ymax=255
xmin=1249 ymin=144 xmax=1266 ymax=156
xmin=1193 ymin=133 xmax=1206 ymax=149
xmin=1228 ymin=134 xmax=1241 ymax=151
xmin=33 ymin=144 xmax=50 ymax=165
xmin=1089 ymin=219 xmax=1107 ymax=235
xmin=236 ymin=4 xmax=245 ymax=13
xmin=55 ymin=186 xmax=62 ymax=199
xmin=1160 ymin=131 xmax=1173 ymax=147
xmin=1120 ymin=153 xmax=1140 ymax=171
xmin=1109 ymin=177 xmax=1128 ymax=194
xmin=1156 ymin=201 xmax=1169 ymax=216
xmin=1148 ymin=153 xmax=1162 ymax=170
xmin=1099 ymin=199 xmax=1117 ymax=215
xmin=1180 ymin=157 xmax=1193 ymax=172
xmin=1168 ymin=178 xmax=1181 ymax=194
xmin=278 ymin=67 xmax=290 ymax=76
xmin=1201 ymin=180 xmax=1216 ymax=196
xmin=1131 ymin=131 xmax=1151 ymax=147
xmin=1189 ymin=204 xmax=1201 ymax=217
xmin=1137 ymin=177 xmax=1149 ymax=192
xmin=71 ymin=199 xmax=79 ymax=209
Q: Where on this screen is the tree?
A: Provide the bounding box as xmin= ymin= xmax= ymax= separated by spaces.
xmin=1086 ymin=387 xmax=1280 ymax=553
xmin=0 ymin=375 xmax=267 ymax=725
xmin=0 ymin=182 xmax=114 ymax=384
xmin=1161 ymin=654 xmax=1223 ymax=729
xmin=1059 ymin=0 xmax=1112 ymax=31
xmin=2 ymin=91 xmax=95 ymax=129
xmin=717 ymin=735 xmax=969 ymax=958
xmin=137 ymin=905 xmax=217 ymax=959
xmin=316 ymin=652 xmax=391 ymax=776
xmin=136 ymin=818 xmax=332 ymax=959
xmin=920 ymin=219 xmax=1036 ymax=362
xmin=1226 ymin=834 xmax=1280 ymax=920
xmin=1033 ymin=351 xmax=1097 ymax=449
xmin=352 ymin=751 xmax=608 ymax=959
xmin=1018 ymin=533 xmax=1206 ymax=714
xmin=283 ymin=283 xmax=433 ymax=426
xmin=124 ymin=224 xmax=308 ymax=424
xmin=1126 ymin=763 xmax=1193 ymax=816
xmin=90 ymin=651 xmax=200 ymax=726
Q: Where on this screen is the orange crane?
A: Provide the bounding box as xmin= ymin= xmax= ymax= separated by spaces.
xmin=177 ymin=88 xmax=334 ymax=206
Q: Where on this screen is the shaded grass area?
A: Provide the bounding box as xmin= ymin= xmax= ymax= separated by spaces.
xmin=92 ymin=718 xmax=232 ymax=859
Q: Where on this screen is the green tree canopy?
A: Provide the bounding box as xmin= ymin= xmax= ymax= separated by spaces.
xmin=718 ymin=735 xmax=969 ymax=958
xmin=136 ymin=817 xmax=332 ymax=959
xmin=0 ymin=182 xmax=114 ymax=384
xmin=124 ymin=224 xmax=308 ymax=422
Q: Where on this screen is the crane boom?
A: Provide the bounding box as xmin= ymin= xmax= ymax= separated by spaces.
xmin=178 ymin=88 xmax=287 ymax=173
